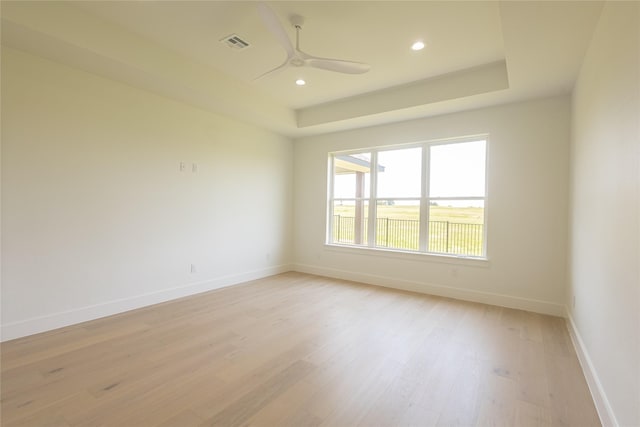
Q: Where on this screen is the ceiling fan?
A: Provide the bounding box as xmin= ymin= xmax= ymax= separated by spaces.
xmin=255 ymin=2 xmax=371 ymax=80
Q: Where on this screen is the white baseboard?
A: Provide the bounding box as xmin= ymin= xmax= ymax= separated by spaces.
xmin=293 ymin=263 xmax=565 ymax=316
xmin=565 ymin=310 xmax=618 ymax=427
xmin=0 ymin=264 xmax=292 ymax=342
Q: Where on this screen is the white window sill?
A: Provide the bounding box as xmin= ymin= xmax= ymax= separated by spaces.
xmin=324 ymin=243 xmax=490 ymax=268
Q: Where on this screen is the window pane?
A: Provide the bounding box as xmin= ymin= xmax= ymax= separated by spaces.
xmin=428 ymin=200 xmax=484 ymax=256
xmin=375 ymin=200 xmax=420 ymax=251
xmin=333 ymin=153 xmax=371 ymax=198
xmin=377 ymin=147 xmax=422 ymax=198
xmin=429 ymin=141 xmax=486 ymax=197
xmin=328 ymin=138 xmax=488 ymax=258
xmin=332 ymin=200 xmax=369 ymax=245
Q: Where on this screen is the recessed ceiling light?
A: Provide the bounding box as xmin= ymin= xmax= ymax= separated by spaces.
xmin=411 ymin=41 xmax=425 ymax=51
xmin=295 ymin=79 xmax=306 ymax=86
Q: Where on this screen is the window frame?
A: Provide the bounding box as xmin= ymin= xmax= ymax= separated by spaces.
xmin=326 ymin=135 xmax=489 ymax=260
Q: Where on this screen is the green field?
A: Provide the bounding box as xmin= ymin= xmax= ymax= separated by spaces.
xmin=331 ymin=204 xmax=484 ymax=256
xmin=333 ymin=204 xmax=484 ymax=223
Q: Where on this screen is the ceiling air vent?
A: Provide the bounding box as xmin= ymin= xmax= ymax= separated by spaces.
xmin=220 ymin=34 xmax=250 ymax=50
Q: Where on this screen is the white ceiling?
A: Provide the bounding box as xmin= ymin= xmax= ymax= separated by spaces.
xmin=1 ymin=1 xmax=604 ymax=137
xmin=74 ymin=1 xmax=506 ymax=109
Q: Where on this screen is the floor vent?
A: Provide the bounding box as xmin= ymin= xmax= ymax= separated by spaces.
xmin=220 ymin=34 xmax=250 ymax=50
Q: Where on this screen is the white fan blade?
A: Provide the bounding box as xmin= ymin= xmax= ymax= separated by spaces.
xmin=306 ymin=57 xmax=371 ymax=74
xmin=257 ymin=2 xmax=295 ymax=57
xmin=253 ymin=59 xmax=289 ymax=81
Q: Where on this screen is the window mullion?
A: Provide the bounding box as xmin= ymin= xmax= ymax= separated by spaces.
xmin=419 ymin=145 xmax=429 ymax=252
xmin=327 ymin=155 xmax=335 ymax=244
xmin=367 ymin=151 xmax=378 ymax=247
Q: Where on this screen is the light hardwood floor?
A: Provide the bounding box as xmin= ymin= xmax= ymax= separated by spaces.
xmin=1 ymin=272 xmax=600 ymax=427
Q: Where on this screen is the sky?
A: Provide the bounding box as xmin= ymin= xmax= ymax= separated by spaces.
xmin=334 ymin=140 xmax=486 ymax=207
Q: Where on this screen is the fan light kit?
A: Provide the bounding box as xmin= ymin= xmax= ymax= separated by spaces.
xmin=255 ymin=2 xmax=371 ymax=80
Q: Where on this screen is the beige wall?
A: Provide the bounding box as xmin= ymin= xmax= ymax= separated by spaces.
xmin=569 ymin=2 xmax=639 ymax=426
xmin=1 ymin=47 xmax=293 ymax=340
xmin=293 ymin=96 xmax=571 ymax=315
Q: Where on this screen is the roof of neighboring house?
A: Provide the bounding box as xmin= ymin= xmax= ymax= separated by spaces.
xmin=335 ymin=155 xmax=385 ymax=174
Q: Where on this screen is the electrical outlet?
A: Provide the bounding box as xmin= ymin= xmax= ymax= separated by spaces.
xmin=180 ymin=162 xmax=186 ymax=172
xmin=190 ymin=264 xmax=196 ymax=274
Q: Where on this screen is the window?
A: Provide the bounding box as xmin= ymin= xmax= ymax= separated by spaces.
xmin=328 ymin=137 xmax=487 ymax=258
